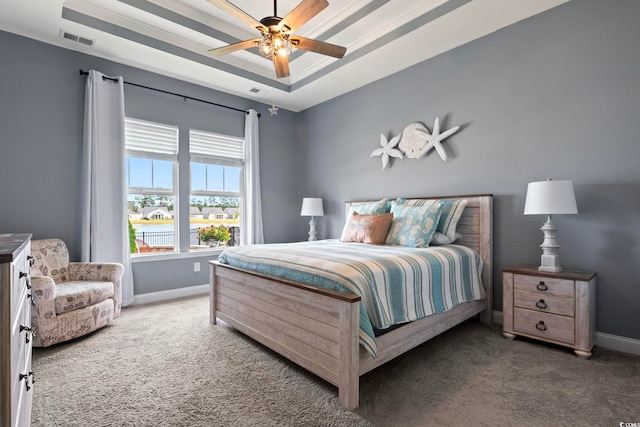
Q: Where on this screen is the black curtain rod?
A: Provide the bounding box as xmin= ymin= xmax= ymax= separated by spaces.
xmin=79 ymin=69 xmax=259 ymax=117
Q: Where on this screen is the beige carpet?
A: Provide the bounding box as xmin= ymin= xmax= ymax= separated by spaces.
xmin=32 ymin=294 xmax=639 ymax=426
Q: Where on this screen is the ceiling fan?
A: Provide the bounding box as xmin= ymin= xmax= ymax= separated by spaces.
xmin=206 ymin=0 xmax=347 ymax=78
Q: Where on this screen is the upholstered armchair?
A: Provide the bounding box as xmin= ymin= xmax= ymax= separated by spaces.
xmin=30 ymin=238 xmax=124 ymax=347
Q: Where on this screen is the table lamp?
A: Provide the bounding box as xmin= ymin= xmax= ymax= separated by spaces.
xmin=524 ymin=179 xmax=578 ymax=272
xmin=300 ymin=198 xmax=324 ymax=241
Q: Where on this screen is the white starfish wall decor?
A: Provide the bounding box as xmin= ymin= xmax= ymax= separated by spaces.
xmin=371 ymin=116 xmax=461 ymax=168
xmin=370 ymin=133 xmax=403 ymax=169
xmin=413 ymin=117 xmax=460 ymax=161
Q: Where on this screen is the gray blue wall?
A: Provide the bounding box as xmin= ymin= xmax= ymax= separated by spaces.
xmin=298 ymin=0 xmax=640 ymax=340
xmin=0 ymin=30 xmax=300 ymax=295
xmin=1 ymin=0 xmax=638 ymax=341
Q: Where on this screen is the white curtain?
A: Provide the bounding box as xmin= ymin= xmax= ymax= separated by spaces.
xmin=241 ymin=109 xmax=264 ymax=245
xmin=81 ymin=70 xmax=134 ymax=306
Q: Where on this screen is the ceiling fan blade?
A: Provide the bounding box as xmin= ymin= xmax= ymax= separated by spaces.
xmin=207 ymin=0 xmax=267 ymax=32
xmin=278 ymin=0 xmax=329 ymax=32
xmin=273 ymin=55 xmax=290 ymax=78
xmin=208 ymin=38 xmax=262 ymax=56
xmin=290 ymin=36 xmax=346 ymax=58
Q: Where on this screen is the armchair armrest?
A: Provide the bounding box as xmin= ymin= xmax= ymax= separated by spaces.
xmin=69 ymin=262 xmax=124 ymax=319
xmin=31 ymin=275 xmax=57 ymax=301
xmin=68 ymin=262 xmax=123 ymax=282
xmin=31 ymin=275 xmax=58 ymax=346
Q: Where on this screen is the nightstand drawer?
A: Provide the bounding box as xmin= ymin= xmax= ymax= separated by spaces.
xmin=514 ymin=308 xmax=574 ymax=345
xmin=514 ymin=274 xmax=574 ymax=298
xmin=513 ymin=290 xmax=575 ymax=317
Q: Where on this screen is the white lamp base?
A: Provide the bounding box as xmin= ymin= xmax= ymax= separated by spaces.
xmin=307 ymin=216 xmax=317 ymax=241
xmin=538 ymin=215 xmax=562 ymax=273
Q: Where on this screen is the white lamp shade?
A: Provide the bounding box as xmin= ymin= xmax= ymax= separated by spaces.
xmin=524 ymin=180 xmax=578 ymax=215
xmin=301 ymin=198 xmax=324 ymax=217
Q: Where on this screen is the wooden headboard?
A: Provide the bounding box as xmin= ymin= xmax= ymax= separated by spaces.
xmin=345 ymin=194 xmax=493 ymax=324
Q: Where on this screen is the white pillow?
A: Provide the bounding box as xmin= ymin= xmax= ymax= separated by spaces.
xmin=430 ymin=231 xmax=462 ymax=246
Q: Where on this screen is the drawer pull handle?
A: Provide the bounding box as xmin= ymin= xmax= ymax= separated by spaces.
xmin=536 ymin=299 xmax=548 ymax=309
xmin=20 ymin=324 xmax=33 ymax=343
xmin=536 ymin=281 xmax=548 ymax=291
xmin=27 ymin=255 xmax=35 ymax=267
xmin=20 ymin=271 xmax=31 ymax=289
xmin=19 ymin=373 xmax=31 ymax=391
xmin=27 ymin=293 xmax=36 ymax=306
xmin=535 ymin=321 xmax=547 ymax=331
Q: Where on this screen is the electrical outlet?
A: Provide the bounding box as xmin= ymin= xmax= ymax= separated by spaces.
xmin=194 ymin=262 xmax=200 ymax=272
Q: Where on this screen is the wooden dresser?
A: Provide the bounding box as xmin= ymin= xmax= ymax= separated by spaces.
xmin=502 ymin=265 xmax=596 ymax=359
xmin=1 ymin=234 xmax=33 ymax=427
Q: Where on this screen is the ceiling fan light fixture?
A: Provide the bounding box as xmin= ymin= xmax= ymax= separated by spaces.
xmin=259 ymin=34 xmax=292 ymax=59
xmin=206 ymin=0 xmax=344 ymax=78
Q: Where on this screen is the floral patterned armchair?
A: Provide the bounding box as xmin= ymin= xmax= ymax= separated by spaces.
xmin=30 ymin=238 xmax=124 ymax=347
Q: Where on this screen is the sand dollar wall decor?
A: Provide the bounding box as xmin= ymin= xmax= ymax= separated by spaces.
xmin=371 ymin=117 xmax=460 ymax=169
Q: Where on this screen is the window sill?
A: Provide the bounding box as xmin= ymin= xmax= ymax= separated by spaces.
xmin=130 ymin=249 xmax=224 ymax=263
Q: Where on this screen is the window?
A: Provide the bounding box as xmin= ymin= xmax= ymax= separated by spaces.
xmin=125 ymin=118 xmax=178 ymax=255
xmin=189 ymin=129 xmax=244 ymax=251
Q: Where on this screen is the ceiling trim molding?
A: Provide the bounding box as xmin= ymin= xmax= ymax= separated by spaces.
xmin=62 ymin=6 xmax=290 ymax=91
xmin=291 ymin=0 xmax=473 ymax=91
xmin=63 ymin=0 xmax=473 ymax=94
xmin=118 ymin=0 xmax=239 ymax=45
xmin=289 ymin=0 xmax=391 ymax=62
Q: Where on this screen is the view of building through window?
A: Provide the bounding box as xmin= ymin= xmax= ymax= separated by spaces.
xmin=125 ymin=118 xmax=244 ymax=255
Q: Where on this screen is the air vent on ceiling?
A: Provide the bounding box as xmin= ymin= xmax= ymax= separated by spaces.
xmin=59 ymin=29 xmax=95 ymax=47
xmin=249 ymin=88 xmax=271 ymax=96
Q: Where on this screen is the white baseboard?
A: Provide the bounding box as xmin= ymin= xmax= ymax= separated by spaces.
xmin=595 ymin=332 xmax=640 ymax=356
xmin=492 ymin=310 xmax=640 ymax=356
xmin=133 ymin=284 xmax=209 ymax=305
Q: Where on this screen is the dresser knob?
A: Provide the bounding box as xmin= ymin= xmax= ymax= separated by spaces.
xmin=535 ymin=321 xmax=547 ymax=331
xmin=535 ymin=299 xmax=548 ymax=309
xmin=536 ymin=281 xmax=548 ymax=291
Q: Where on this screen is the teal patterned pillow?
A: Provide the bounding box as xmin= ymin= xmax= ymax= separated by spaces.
xmin=385 ymin=202 xmax=443 ymax=247
xmin=397 ymin=198 xmax=468 ymax=241
xmin=346 ymin=198 xmax=390 ymax=218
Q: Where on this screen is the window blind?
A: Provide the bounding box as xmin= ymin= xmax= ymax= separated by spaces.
xmin=125 ymin=118 xmax=178 ymax=160
xmin=189 ymin=129 xmax=244 ymax=166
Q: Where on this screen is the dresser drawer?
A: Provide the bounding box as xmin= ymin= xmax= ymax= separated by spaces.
xmin=11 ymin=317 xmax=32 ymax=427
xmin=11 ymin=247 xmax=30 ymax=310
xmin=514 ymin=290 xmax=575 ymax=317
xmin=11 ymin=294 xmax=32 ymax=376
xmin=514 ymin=274 xmax=574 ymax=298
xmin=11 ymin=344 xmax=32 ymax=427
xmin=514 ymin=308 xmax=575 ymax=345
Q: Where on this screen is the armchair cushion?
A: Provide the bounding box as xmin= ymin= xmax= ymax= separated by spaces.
xmin=55 ymin=281 xmax=114 ymax=314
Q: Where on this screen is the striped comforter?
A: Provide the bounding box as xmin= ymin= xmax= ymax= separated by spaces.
xmin=217 ymin=240 xmax=485 ymax=357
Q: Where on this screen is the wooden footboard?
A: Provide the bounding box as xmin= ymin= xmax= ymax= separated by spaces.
xmin=210 ymin=262 xmax=362 ymax=409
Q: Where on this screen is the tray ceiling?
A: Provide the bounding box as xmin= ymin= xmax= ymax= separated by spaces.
xmin=0 ymin=0 xmax=569 ymax=111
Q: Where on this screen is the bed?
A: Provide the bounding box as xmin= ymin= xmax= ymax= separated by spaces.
xmin=209 ymin=194 xmax=492 ymax=410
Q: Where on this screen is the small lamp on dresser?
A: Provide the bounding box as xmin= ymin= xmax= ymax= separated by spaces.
xmin=524 ymin=179 xmax=578 ymax=273
xmin=301 ymin=197 xmax=324 ymax=241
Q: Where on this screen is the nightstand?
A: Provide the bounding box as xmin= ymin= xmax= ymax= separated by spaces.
xmin=502 ymin=265 xmax=596 ymax=359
